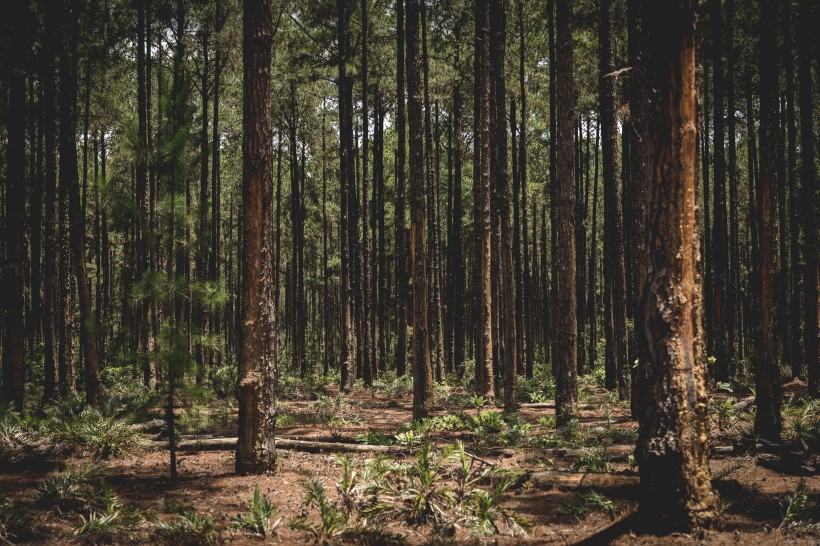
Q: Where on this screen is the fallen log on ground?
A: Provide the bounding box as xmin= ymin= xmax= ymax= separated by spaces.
xmin=131 ymin=419 xmax=166 ymax=433
xmin=528 ymin=471 xmax=639 ymax=490
xmin=520 ymin=402 xmax=598 ymax=410
xmin=171 ymin=436 xmax=408 ymax=454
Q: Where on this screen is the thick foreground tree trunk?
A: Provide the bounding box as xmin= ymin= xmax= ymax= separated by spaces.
xmin=237 ymin=0 xmax=278 ymax=475
xmin=635 ymin=0 xmax=717 ymax=531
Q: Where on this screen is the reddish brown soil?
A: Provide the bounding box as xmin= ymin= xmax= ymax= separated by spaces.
xmin=1 ymin=385 xmax=818 ymax=545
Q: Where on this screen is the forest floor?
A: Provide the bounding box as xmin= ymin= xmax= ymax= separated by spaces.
xmin=1 ymin=375 xmax=819 ymax=545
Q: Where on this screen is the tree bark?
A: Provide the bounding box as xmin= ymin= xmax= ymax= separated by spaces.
xmin=394 ymin=0 xmax=409 ymax=378
xmin=237 ymin=0 xmax=278 ymax=475
xmin=798 ymin=0 xmax=818 ymax=397
xmin=599 ymin=0 xmax=628 ymax=400
xmin=337 ymin=0 xmax=356 ymax=391
xmin=2 ymin=0 xmax=30 ymax=411
xmin=636 ymin=0 xmax=717 ymax=530
xmin=407 ymin=0 xmax=433 ymax=419
xmin=553 ymin=0 xmax=577 ymax=426
xmin=475 ymin=0 xmax=495 ymax=403
xmin=755 ymin=0 xmax=783 ymax=440
xmin=42 ymin=0 xmax=59 ymax=403
xmin=60 ymin=0 xmax=102 ymax=408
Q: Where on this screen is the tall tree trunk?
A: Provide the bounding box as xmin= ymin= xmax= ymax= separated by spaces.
xmin=475 ymin=0 xmax=495 ymax=403
xmin=361 ymin=0 xmax=373 ymax=386
xmin=727 ymin=0 xmax=739 ymax=374
xmin=599 ymin=0 xmax=628 ymax=400
xmin=488 ymin=0 xmax=516 ymax=410
xmin=588 ymin=120 xmax=599 ymax=376
xmin=798 ymin=0 xmax=818 ymax=396
xmin=237 ymin=0 xmax=277 ymax=475
xmin=210 ymin=0 xmax=223 ymax=370
xmin=394 ymin=0 xmax=408 ymax=378
xmin=196 ymin=29 xmax=210 ymax=383
xmin=407 ymin=0 xmax=433 ymax=418
xmin=519 ymin=0 xmax=533 ymax=382
xmin=636 ymin=0 xmax=717 ymax=530
xmin=449 ymin=60 xmax=465 ymax=379
xmin=711 ymin=0 xmax=728 ymax=380
xmin=755 ymin=0 xmax=783 ymax=440
xmin=137 ymin=0 xmax=155 ymax=388
xmin=322 ymin=107 xmax=331 ymax=376
xmin=553 ymin=0 xmax=577 ymax=426
xmin=337 ymin=0 xmax=356 ymax=391
xmin=42 ymin=0 xmax=59 ymax=403
xmin=782 ymin=0 xmax=800 ymax=378
xmin=2 ymin=0 xmax=30 ymax=411
xmin=60 ymin=0 xmax=102 ymax=408
xmin=421 ymin=2 xmax=444 ymax=383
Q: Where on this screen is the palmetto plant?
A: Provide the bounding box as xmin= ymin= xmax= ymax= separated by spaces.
xmin=234 ymin=486 xmax=280 ymax=538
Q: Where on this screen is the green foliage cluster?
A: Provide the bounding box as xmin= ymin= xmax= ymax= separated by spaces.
xmin=779 ymin=480 xmax=819 ymax=535
xmin=155 ymin=501 xmax=220 ymax=545
xmin=285 ymin=442 xmax=530 ymax=542
xmin=561 ymin=490 xmax=622 ymax=520
xmin=233 ymin=486 xmax=280 ymax=538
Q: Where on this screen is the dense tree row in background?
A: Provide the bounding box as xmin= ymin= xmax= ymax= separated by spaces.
xmin=0 ymin=0 xmax=817 ymax=529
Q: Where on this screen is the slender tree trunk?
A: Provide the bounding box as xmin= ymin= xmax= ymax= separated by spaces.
xmin=406 ymin=0 xmax=433 ymax=418
xmin=783 ymin=0 xmax=801 ymax=378
xmin=420 ymin=2 xmax=444 ymax=383
xmin=196 ymin=29 xmax=210 ymax=383
xmin=210 ymin=0 xmax=223 ymax=370
xmin=449 ymin=61 xmax=465 ymax=379
xmin=475 ymin=0 xmax=495 ymax=403
xmin=798 ymin=0 xmax=818 ymax=396
xmin=711 ymin=0 xmax=728 ymax=380
xmin=237 ymin=0 xmax=277 ymax=475
xmin=395 ymin=0 xmax=408 ymax=378
xmin=727 ymin=0 xmax=740 ymax=375
xmin=599 ymin=0 xmax=628 ymax=400
xmin=42 ymin=0 xmax=59 ymax=402
xmin=2 ymin=0 xmax=30 ymax=411
xmin=636 ymin=0 xmax=717 ymax=530
xmin=553 ymin=0 xmax=577 ymax=426
xmin=755 ymin=0 xmax=783 ymax=440
xmin=361 ymin=0 xmax=373 ymax=386
xmin=519 ymin=0 xmax=533 ymax=382
xmin=60 ymin=0 xmax=102 ymax=408
xmin=338 ymin=0 xmax=356 ymax=391
xmin=588 ymin=120 xmax=599 ymax=375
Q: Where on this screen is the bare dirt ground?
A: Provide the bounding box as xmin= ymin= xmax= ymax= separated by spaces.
xmin=1 ymin=381 xmax=818 ymax=545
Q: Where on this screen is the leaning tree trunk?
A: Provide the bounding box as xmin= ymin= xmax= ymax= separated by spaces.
xmin=635 ymin=0 xmax=717 ymax=530
xmin=236 ymin=0 xmax=277 ymax=475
